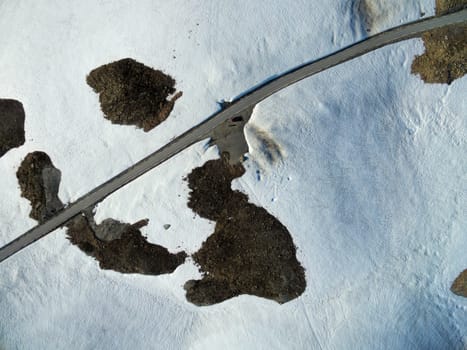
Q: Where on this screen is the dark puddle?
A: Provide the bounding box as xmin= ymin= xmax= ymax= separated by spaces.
xmin=184 ymin=158 xmax=306 ymax=305
xmin=17 ymin=151 xmax=186 ymax=275
xmin=411 ymin=0 xmax=467 ymax=84
xmin=0 ymin=99 xmax=25 ymax=158
xmin=87 ymin=58 xmax=182 ymax=131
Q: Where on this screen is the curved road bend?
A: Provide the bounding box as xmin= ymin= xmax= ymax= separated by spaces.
xmin=1 ymin=9 xmax=466 ymax=263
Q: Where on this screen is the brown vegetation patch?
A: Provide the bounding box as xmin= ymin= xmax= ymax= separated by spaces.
xmin=87 ymin=58 xmax=182 ymax=131
xmin=451 ymin=269 xmax=467 ymax=297
xmin=16 ymin=151 xmax=63 ymax=223
xmin=0 ymin=99 xmax=25 ymax=157
xmin=16 ymin=151 xmax=186 ymax=275
xmin=66 ymin=216 xmax=186 ymax=275
xmin=411 ymin=0 xmax=467 ymax=84
xmin=436 ymin=0 xmax=467 ymax=13
xmin=184 ymin=159 xmax=306 ymax=305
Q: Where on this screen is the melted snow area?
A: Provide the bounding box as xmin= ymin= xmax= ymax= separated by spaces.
xmin=0 ymin=0 xmax=466 ymax=349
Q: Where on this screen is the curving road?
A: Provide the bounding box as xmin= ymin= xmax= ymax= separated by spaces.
xmin=1 ymin=9 xmax=466 ymax=263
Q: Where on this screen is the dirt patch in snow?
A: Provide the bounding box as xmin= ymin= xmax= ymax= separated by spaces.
xmin=17 ymin=152 xmax=63 ymax=223
xmin=66 ymin=215 xmax=186 ymax=275
xmin=451 ymin=269 xmax=467 ymax=297
xmin=16 ymin=151 xmax=186 ymax=275
xmin=411 ymin=0 xmax=467 ymax=84
xmin=0 ymin=99 xmax=25 ymax=158
xmin=87 ymin=58 xmax=182 ymax=131
xmin=184 ymin=158 xmax=306 ymax=305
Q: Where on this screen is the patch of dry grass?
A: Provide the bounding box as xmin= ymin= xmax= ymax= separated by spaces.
xmin=0 ymin=99 xmax=25 ymax=157
xmin=451 ymin=269 xmax=467 ymax=297
xmin=16 ymin=152 xmax=63 ymax=222
xmin=411 ymin=0 xmax=466 ymax=84
xmin=66 ymin=216 xmax=186 ymax=275
xmin=16 ymin=151 xmax=186 ymax=275
xmin=87 ymin=58 xmax=182 ymax=131
xmin=184 ymin=159 xmax=306 ymax=305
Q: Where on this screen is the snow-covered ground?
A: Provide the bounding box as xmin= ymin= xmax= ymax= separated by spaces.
xmin=0 ymin=0 xmax=466 ymax=349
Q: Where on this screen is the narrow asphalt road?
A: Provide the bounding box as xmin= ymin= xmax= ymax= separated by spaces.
xmin=1 ymin=9 xmax=466 ymax=263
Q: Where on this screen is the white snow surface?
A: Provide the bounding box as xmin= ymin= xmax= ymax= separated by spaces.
xmin=0 ymin=0 xmax=466 ymax=349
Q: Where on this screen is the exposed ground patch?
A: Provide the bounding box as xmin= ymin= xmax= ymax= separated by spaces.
xmin=0 ymin=99 xmax=25 ymax=158
xmin=184 ymin=159 xmax=306 ymax=305
xmin=16 ymin=151 xmax=186 ymax=275
xmin=87 ymin=58 xmax=182 ymax=131
xmin=411 ymin=0 xmax=467 ymax=84
xmin=451 ymin=269 xmax=467 ymax=297
xmin=66 ymin=215 xmax=186 ymax=275
xmin=16 ymin=152 xmax=63 ymax=223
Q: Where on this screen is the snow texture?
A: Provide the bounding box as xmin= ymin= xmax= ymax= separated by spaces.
xmin=0 ymin=0 xmax=465 ymax=349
